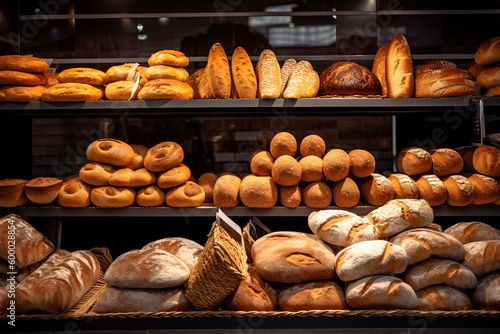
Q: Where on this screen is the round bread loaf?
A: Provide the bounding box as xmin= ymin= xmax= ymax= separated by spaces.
xmin=256 ymin=49 xmax=281 ymax=99
xmin=387 ymin=173 xmax=419 ymax=199
xmin=239 ymin=175 xmax=278 ymax=208
xmin=485 ymin=85 xmax=500 ymax=97
xmin=413 ymin=174 xmax=447 ymax=206
xmin=231 ymin=46 xmax=257 ymax=99
xmin=299 ymin=134 xmax=326 ymax=158
xmin=0 ymin=179 xmax=30 ymax=207
xmin=430 ymin=148 xmax=464 ymax=177
xmin=41 ymin=83 xmax=104 ymax=101
xmin=319 ymin=61 xmax=382 ymax=96
xmin=137 ymin=79 xmax=194 ymax=100
xmin=302 ymin=181 xmax=332 ymax=208
xmin=142 ymin=237 xmax=203 ymax=272
xmin=109 ymin=167 xmax=157 ymax=188
xmin=143 ymin=65 xmax=189 ymax=81
xmin=272 ymin=155 xmax=301 ymax=186
xmin=466 ymin=173 xmax=500 ymax=205
xmin=472 ymin=145 xmax=500 ymax=177
xmin=213 ymin=173 xmax=241 ymax=208
xmin=282 ymin=60 xmax=320 ymax=99
xmin=475 ymin=36 xmax=500 ymax=66
xmin=346 ymin=275 xmax=417 ymax=309
xmin=471 ymin=271 xmax=500 ymax=310
xmin=358 ymin=173 xmax=395 ymax=206
xmin=270 ymin=132 xmax=297 ymax=159
xmin=444 ymin=221 xmax=500 ymax=245
xmin=0 ymin=70 xmax=47 ymax=86
xmin=105 ymin=63 xmax=147 ymax=82
xmin=348 ymin=149 xmax=376 ymax=178
xmin=86 ymin=138 xmax=135 ymax=167
xmin=278 ymin=280 xmax=346 ymax=311
xmin=105 ymin=80 xmax=142 ymax=100
xmin=416 ymin=285 xmax=472 ymax=311
xmin=123 ymin=144 xmax=149 ymax=170
xmin=0 ymin=55 xmax=48 ymax=73
xmin=157 ymin=164 xmax=191 ymax=189
xmin=476 ymin=65 xmax=500 ymax=88
xmin=441 ymin=174 xmax=475 ymax=206
xmin=148 ymin=50 xmax=189 ymax=67
xmin=323 ymin=149 xmax=350 ymax=182
xmin=455 ymin=146 xmax=477 ymax=172
xmin=250 ymin=150 xmax=274 ymax=176
xmin=462 ymin=240 xmax=500 ymax=277
xmin=395 ymin=147 xmax=432 ymax=176
xmin=24 ymin=177 xmax=63 ymax=205
xmin=165 ymin=181 xmax=205 ymax=207
xmin=56 ymin=180 xmax=92 ymax=208
xmin=331 ymin=177 xmax=360 ymax=208
xmin=79 ymin=162 xmax=116 ymax=186
xmin=372 ymin=43 xmax=389 ymax=96
xmin=144 ymin=141 xmax=184 ymax=173
xmin=197 ymin=173 xmax=217 ymax=203
xmin=90 ymin=186 xmax=136 ymax=208
xmin=136 ymin=185 xmax=165 ymax=207
xmin=57 ymin=67 xmax=107 ymax=86
xmin=0 ymin=85 xmax=45 ymax=102
xmin=386 ymin=34 xmax=414 ymax=98
xmin=299 ymin=155 xmax=324 ymax=182
xmin=279 ymin=185 xmax=302 ymax=208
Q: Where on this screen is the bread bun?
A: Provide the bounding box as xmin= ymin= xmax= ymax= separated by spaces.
xmin=299 ymin=155 xmax=324 ymax=182
xmin=466 ymin=173 xmax=500 ymax=205
xmin=197 ymin=173 xmax=217 ymax=203
xmin=348 ymin=149 xmax=376 ymax=178
xmin=302 ymin=181 xmax=332 ymax=208
xmin=86 ymin=138 xmax=135 ymax=167
xmin=231 ymin=46 xmax=257 ymax=99
xmin=386 ymin=34 xmax=414 ymax=98
xmin=105 ymin=80 xmax=142 ymax=100
xmin=250 ymin=150 xmax=274 ymax=176
xmin=41 ymin=83 xmax=104 ymax=101
xmin=282 ymin=60 xmax=320 ymax=99
xmin=331 ymin=177 xmax=360 ymax=208
xmin=472 ymin=145 xmax=500 ymax=177
xmin=414 ymin=68 xmax=480 ymax=98
xmin=109 ymin=167 xmax=157 ymax=188
xmin=299 ymin=134 xmax=326 ymax=158
xmin=0 ymin=70 xmax=47 ymax=86
xmin=165 ymin=181 xmax=205 ymax=207
xmin=462 ymin=240 xmax=500 ymax=277
xmin=455 ymin=145 xmax=477 ymax=172
xmin=387 ymin=173 xmax=419 ymax=199
xmin=91 ymin=186 xmax=136 ymax=208
xmin=79 ymin=162 xmax=116 ymax=186
xmin=396 ymin=147 xmax=432 ymax=176
xmin=358 ymin=173 xmax=395 ymax=206
xmin=270 ymin=132 xmax=297 ymax=158
xmin=56 ymin=180 xmax=92 ymax=208
xmin=372 ymin=43 xmax=389 ymax=96
xmin=441 ymin=175 xmax=475 ymax=207
xmin=0 ymin=55 xmax=48 ymax=73
xmin=157 ymin=164 xmax=191 ymax=189
xmin=279 ymin=185 xmax=302 ymax=208
xmin=272 ymin=155 xmax=301 ymax=186
xmin=413 ymin=174 xmax=447 ymax=206
xmin=0 ymin=85 xmax=45 ymax=102
xmin=319 ymin=61 xmax=382 ymax=96
xmin=24 ymin=177 xmax=63 ymax=205
xmin=135 ymin=185 xmax=165 ymax=207
xmin=475 ymin=36 xmax=500 ymax=67
xmin=239 ymin=175 xmax=278 ymax=208
xmin=256 ymin=49 xmax=281 ymax=99
xmin=471 ymin=271 xmax=500 ymax=310
xmin=444 ymin=221 xmax=500 ymax=244
xmin=0 ymin=179 xmax=30 ymax=207
xmin=143 ymin=65 xmax=189 ymax=81
xmin=57 ymin=67 xmax=107 ymax=86
xmin=148 ymin=50 xmax=189 ymax=67
xmin=323 ymin=149 xmax=350 ymax=182
xmin=123 ymin=144 xmax=149 ymax=170
xmin=144 ymin=141 xmax=184 ymax=173
xmin=105 ymin=63 xmax=147 ymax=82
xmin=137 ymin=79 xmax=194 ymax=100
xmin=430 ymin=148 xmax=464 ymax=177
xmin=278 ymin=280 xmax=346 ymax=311
xmin=280 ymin=58 xmax=297 ymax=95
xmin=416 ymin=285 xmax=472 ymax=311
xmin=213 ymin=173 xmax=241 ymax=208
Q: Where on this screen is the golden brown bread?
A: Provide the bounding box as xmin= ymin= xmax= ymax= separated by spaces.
xmin=79 ymin=162 xmax=116 ymax=186
xmin=279 ymin=280 xmax=346 ymax=311
xmin=44 ymin=72 xmax=60 ymax=87
xmin=256 ymin=49 xmax=281 ymax=99
xmin=0 ymin=179 xmax=30 ymax=207
xmin=272 ymin=155 xmax=302 ymax=186
xmin=485 ymin=85 xmax=500 ymax=97
xmin=105 ymin=80 xmax=142 ymax=100
xmin=142 ymin=237 xmax=203 ymax=272
xmin=282 ymin=60 xmax=320 ymax=99
xmin=414 ymin=67 xmax=480 ymax=98
xmin=90 ymin=186 xmax=136 ymax=208
xmin=239 ymin=175 xmax=278 ymax=208
xmin=466 ymin=173 xmax=500 ymax=205
xmin=372 ymin=43 xmax=389 ymax=96
xmin=299 ymin=155 xmax=324 ymax=182
xmin=444 ymin=221 xmax=500 ymax=245
xmin=319 ymin=61 xmax=382 ymax=96
xmin=386 ymin=173 xmax=419 ymax=199
xmin=143 ymin=65 xmax=189 ymax=81
xmin=358 ymin=173 xmax=395 ymax=206
xmin=157 ymin=164 xmax=191 ymax=189
xmin=395 ymin=147 xmax=433 ymax=176
xmin=472 ymin=145 xmax=500 ymax=177
xmin=348 ymin=149 xmax=376 ymax=178
xmin=213 ymin=173 xmax=241 ymax=207
xmin=0 ymin=55 xmax=48 ymax=73
xmin=475 ymin=36 xmax=500 ymax=67
xmin=205 ymin=42 xmax=231 ymax=99
xmin=280 ymin=58 xmax=297 ymax=95
xmin=414 ymin=60 xmax=457 ymax=78
xmin=441 ymin=174 xmax=475 ymax=207
xmin=250 ymin=150 xmax=274 ymax=176
xmin=148 ymin=50 xmax=189 ymax=67
xmin=299 ymin=134 xmax=326 ymax=158
xmin=57 ymin=67 xmax=107 ymax=86
xmin=279 ymin=185 xmax=302 ymax=208
xmin=136 ymin=185 xmax=165 ymax=207
xmin=471 ymin=271 xmax=500 ymax=310
xmin=302 ymin=181 xmax=332 ymax=208
xmin=0 ymin=85 xmax=45 ymax=102
xmin=429 ymin=148 xmax=464 ymax=176
xmin=144 ymin=141 xmax=184 ymax=173
xmin=41 ymin=83 xmax=104 ymax=101
xmin=197 ymin=172 xmax=217 ymax=203
xmin=105 ymin=63 xmax=147 ymax=82
xmin=323 ymin=149 xmax=350 ymax=182
xmin=137 ymin=79 xmax=194 ymax=100
xmin=187 ymin=68 xmax=213 ymax=99
xmin=331 ymin=177 xmax=360 ymax=208
xmin=456 ymin=145 xmax=477 ymax=172
xmin=462 ymin=240 xmax=500 ymax=277
xmin=24 ymin=177 xmax=63 ymax=205
xmin=109 ymin=168 xmax=157 ymax=187
xmin=386 ymin=34 xmax=414 ymax=98
xmin=56 ymin=180 xmax=92 ymax=208
xmin=0 ymin=70 xmax=47 ymax=86
xmin=231 ymin=46 xmax=257 ymax=99
xmin=123 ymin=144 xmax=149 ymax=170
xmin=270 ymin=132 xmax=297 ymax=158
xmin=86 ymin=138 xmax=135 ymax=167
xmin=413 ymin=174 xmax=447 ymax=206
xmin=165 ymin=181 xmax=205 ymax=207
xmin=416 ymin=285 xmax=472 ymax=311
xmin=476 ymin=65 xmax=500 ymax=88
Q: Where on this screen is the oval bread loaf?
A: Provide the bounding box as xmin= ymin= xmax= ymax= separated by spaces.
xmin=86 ymin=138 xmax=135 ymax=167
xmin=471 ymin=271 xmax=500 ymax=310
xmin=416 ymin=285 xmax=472 ymax=311
xmin=278 ymin=280 xmax=346 ymax=311
xmin=395 ymin=147 xmax=433 ymax=176
xmin=462 ymin=240 xmax=500 ymax=277
xmin=444 ymin=221 xmax=500 ymax=245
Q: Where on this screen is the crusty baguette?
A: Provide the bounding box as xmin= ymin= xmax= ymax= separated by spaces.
xmin=386 ymin=34 xmax=414 ymax=98
xmin=372 ymin=43 xmax=389 ymax=96
xmin=282 ymin=60 xmax=320 ymax=99
xmin=256 ymin=49 xmax=281 ymax=99
xmin=231 ymin=46 xmax=257 ymax=99
xmin=206 ymin=42 xmax=231 ymax=99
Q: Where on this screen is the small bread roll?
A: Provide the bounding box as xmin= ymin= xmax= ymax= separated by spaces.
xmin=105 ymin=80 xmax=142 ymax=100
xmin=331 ymin=177 xmax=360 ymax=208
xmin=414 ymin=174 xmax=447 ymax=206
xmin=197 ymin=173 xmax=218 ymax=203
xmin=109 ymin=168 xmax=157 ymax=188
xmin=91 ymin=186 xmax=136 ymax=208
xmin=123 ymin=144 xmax=149 ymax=170
xmin=472 ymin=146 xmax=500 ymax=177
xmin=24 ymin=177 xmax=63 ymax=205
xmin=137 ymin=79 xmax=194 ymax=100
xmin=358 ymin=173 xmax=395 ymax=206
xmin=57 ymin=67 xmax=107 ymax=86
xmin=441 ymin=175 xmax=475 ymax=207
xmin=41 ymin=83 xmax=104 ymax=102
xmin=455 ymin=145 xmax=477 ymax=173
xmin=395 ymin=147 xmax=432 ymax=176
xmin=143 ymin=65 xmax=189 ymax=81
xmin=157 ymin=164 xmax=191 ymax=189
xmin=430 ymin=148 xmax=464 ymax=177
xmin=256 ymin=49 xmax=281 ymax=99
xmin=299 ymin=134 xmax=326 ymax=158
xmin=476 ymin=65 xmax=500 ymax=88
xmin=250 ymin=151 xmax=274 ymax=176
xmin=144 ymin=141 xmax=184 ymax=173
xmin=302 ymin=181 xmax=332 ymax=208
xmin=136 ymin=185 xmax=165 ymax=207
xmin=299 ymin=155 xmax=324 ymax=182
xmin=165 ymin=181 xmax=205 ymax=207
xmin=272 ymin=155 xmax=301 ymax=186
xmin=323 ymin=149 xmax=350 ymax=182
xmin=86 ymin=138 xmax=135 ymax=167
xmin=466 ymin=173 xmax=500 ymax=205
xmin=56 ymin=180 xmax=92 ymax=208
xmin=387 ymin=173 xmax=419 ymax=199
xmin=239 ymin=175 xmax=278 ymax=208
xmin=148 ymin=50 xmax=189 ymax=67
xmin=0 ymin=179 xmax=30 ymax=208
xmin=213 ymin=173 xmax=241 ymax=208
xmin=279 ymin=185 xmax=301 ymax=208
xmin=79 ymin=162 xmax=116 ymax=186
xmin=0 ymin=85 xmax=45 ymax=102
xmin=348 ymin=149 xmax=376 ymax=178
xmin=270 ymin=132 xmax=297 ymax=159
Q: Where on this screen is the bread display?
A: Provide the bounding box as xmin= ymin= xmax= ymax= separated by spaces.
xmin=348 ymin=149 xmax=376 ymax=178
xmin=413 ymin=174 xmax=447 ymax=206
xmin=57 ymin=67 xmax=107 ymax=86
xmin=386 ymin=173 xmax=419 ymax=199
xmin=279 ymin=185 xmax=302 ymax=208
xmin=444 ymin=222 xmax=500 ymax=244
xmin=157 ymin=164 xmax=191 ymax=189
xmin=136 ymin=185 xmax=165 ymax=207
xmin=0 ymin=70 xmax=47 ymax=86
xmin=271 ymin=155 xmax=302 ymax=186
xmin=142 ymin=237 xmax=203 ymax=272
xmin=197 ymin=172 xmax=217 ymax=203
xmin=250 ymin=150 xmax=274 ymax=176
xmin=462 ymin=240 xmax=500 ymax=277
xmin=0 ymin=85 xmax=45 ymax=102
xmin=86 ymin=138 xmax=135 ymax=167
xmin=148 ymin=50 xmax=189 ymax=67
xmin=299 ymin=155 xmax=324 ymax=182
xmin=0 ymin=179 xmax=30 ymax=207
xmin=206 ymin=42 xmax=231 ymax=99
xmin=270 ymin=132 xmax=297 ymax=158
xmin=323 ymin=149 xmax=350 ymax=182
xmin=144 ymin=141 xmax=184 ymax=172
xmin=231 ymin=46 xmax=257 ymax=99
xmin=331 ymin=177 xmax=360 ymax=208
xmin=471 ymin=271 xmax=500 ymax=310
xmin=24 ymin=177 xmax=63 ymax=205
xmin=105 ymin=80 xmax=142 ymax=100
xmin=256 ymin=49 xmax=281 ymax=99
xmin=165 ymin=181 xmax=205 ymax=207
xmin=282 ymin=60 xmax=320 ymax=99
xmin=302 ymin=181 xmax=332 ymax=208
xmin=56 ymin=179 xmax=92 ymax=208
xmin=41 ymin=83 xmax=104 ymax=101
xmin=79 ymin=162 xmax=116 ymax=186
xmin=358 ymin=173 xmax=395 ymax=206
xmin=395 ymin=147 xmax=433 ymax=176
xmin=137 ymin=79 xmax=194 ymax=100
xmin=213 ymin=172 xmax=241 ymax=207
xmin=319 ymin=61 xmax=382 ymax=96
xmin=0 ymin=55 xmax=49 ymax=73
xmin=251 ymin=231 xmax=336 ymax=283
xmin=372 ymin=43 xmax=389 ymax=96
xmin=386 ymin=34 xmax=414 ymax=98
xmin=416 ymin=285 xmax=472 ymax=311
xmin=278 ymin=280 xmax=347 ymax=311
xmin=239 ymin=175 xmax=278 ymax=208
xmin=472 ymin=146 xmax=500 ymax=177
xmin=299 ymin=134 xmax=326 ymax=158
xmin=90 ymin=186 xmax=136 ymax=208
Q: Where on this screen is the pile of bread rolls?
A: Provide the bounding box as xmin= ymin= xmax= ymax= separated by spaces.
xmin=0 ymin=55 xmax=49 ymax=102
xmin=468 ymin=36 xmax=500 ymax=97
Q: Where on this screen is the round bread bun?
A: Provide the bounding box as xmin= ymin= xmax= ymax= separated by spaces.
xmin=213 ymin=172 xmax=241 ymax=208
xmin=91 ymin=186 xmax=136 ymax=208
xmin=475 ymin=36 xmax=500 ymax=67
xmin=148 ymin=50 xmax=189 ymax=67
xmin=299 ymin=134 xmax=326 ymax=158
xmin=157 ymin=164 xmax=191 ymax=189
xmin=24 ymin=177 xmax=63 ymax=205
xmin=105 ymin=80 xmax=142 ymax=100
xmin=331 ymin=177 xmax=360 ymax=208
xmin=137 ymin=79 xmax=194 ymax=100
xmin=413 ymin=174 xmax=447 ymax=206
xmin=0 ymin=85 xmax=45 ymax=102
xmin=108 ymin=167 xmax=157 ymax=188
xmin=0 ymin=55 xmax=49 ymax=73
xmin=123 ymin=144 xmax=149 ymax=170
xmin=143 ymin=65 xmax=189 ymax=81
xmin=395 ymin=147 xmax=433 ymax=176
xmin=323 ymin=149 xmax=350 ymax=182
xmin=302 ymin=181 xmax=332 ymax=208
xmin=279 ymin=185 xmax=302 ymax=208
xmin=430 ymin=148 xmax=464 ymax=177
xmin=86 ymin=138 xmax=135 ymax=167
xmin=0 ymin=70 xmax=47 ymax=86
xmin=79 ymin=162 xmax=116 ymax=186
xmin=197 ymin=172 xmax=218 ymax=203
xmin=57 ymin=67 xmax=107 ymax=86
xmin=270 ymin=132 xmax=297 ymax=159
xmin=105 ymin=63 xmax=147 ymax=82
xmin=44 ymin=72 xmax=60 ymax=87
xmin=0 ymin=179 xmax=30 ymax=207
xmin=299 ymin=155 xmax=324 ymax=182
xmin=239 ymin=175 xmax=278 ymax=208
xmin=165 ymin=181 xmax=205 ymax=207
xmin=272 ymin=155 xmax=302 ymax=186
xmin=56 ymin=180 xmax=92 ymax=208
xmin=472 ymin=146 xmax=500 ymax=177
xmin=41 ymin=83 xmax=104 ymax=102
xmin=144 ymin=141 xmax=184 ymax=173
xmin=441 ymin=175 xmax=475 ymax=207
xmin=250 ymin=150 xmax=274 ymax=176
xmin=136 ymin=185 xmax=165 ymax=207
xmin=348 ymin=149 xmax=376 ymax=178
xmin=466 ymin=173 xmax=500 ymax=205
xmin=319 ymin=61 xmax=382 ymax=96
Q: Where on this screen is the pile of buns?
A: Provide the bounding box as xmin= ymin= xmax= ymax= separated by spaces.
xmin=0 ymin=214 xmax=100 ymax=314
xmin=465 ymin=36 xmax=500 ymax=97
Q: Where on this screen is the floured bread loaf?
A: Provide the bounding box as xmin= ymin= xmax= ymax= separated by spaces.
xmin=142 ymin=237 xmax=204 ymax=271
xmin=395 ymin=147 xmax=433 ymax=176
xmin=471 ymin=271 xmax=500 ymax=310
xmin=462 ymin=240 xmax=500 ymax=277
xmin=416 ymin=285 xmax=472 ymax=311
xmin=278 ymin=280 xmax=346 ymax=311
xmin=358 ymin=173 xmax=395 ymax=206
xmin=444 ymin=221 xmax=500 ymax=244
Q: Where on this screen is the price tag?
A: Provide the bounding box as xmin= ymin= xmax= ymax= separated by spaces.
xmin=216 ymin=208 xmax=244 ymax=246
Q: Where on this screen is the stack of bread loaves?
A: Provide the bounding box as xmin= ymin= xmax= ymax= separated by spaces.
xmin=104 ymin=63 xmax=148 ymax=100
xmin=0 ymin=55 xmax=48 ymax=102
xmin=474 ymin=37 xmax=500 ymax=97
xmin=94 ymin=237 xmax=203 ymax=313
xmin=42 ymin=67 xmax=107 ymax=102
xmin=0 ymin=176 xmax=64 ymax=207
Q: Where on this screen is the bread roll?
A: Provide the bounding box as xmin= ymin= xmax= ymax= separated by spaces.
xmin=56 ymin=180 xmax=92 ymax=208
xmin=239 ymin=175 xmax=278 ymax=208
xmin=475 ymin=36 xmax=500 ymax=66
xmin=79 ymin=162 xmax=116 ymax=186
xmin=256 ymin=49 xmax=281 ymax=99
xmin=148 ymin=50 xmax=189 ymax=67
xmin=472 ymin=146 xmax=500 ymax=177
xmin=279 ymin=185 xmax=302 ymax=208
xmin=105 ymin=248 xmax=190 ymax=288
xmin=45 ymin=72 xmax=61 ymax=87
xmin=16 ymin=250 xmax=100 ymax=313
xmin=471 ymin=271 xmax=500 ymax=310
xmin=467 ymin=62 xmax=486 ymax=79
xmin=282 ymin=60 xmax=320 ymax=99
xmin=413 ymin=174 xmax=447 ymax=206
xmin=395 ymin=147 xmax=433 ymax=176
xmin=143 ymin=65 xmax=189 ymax=81
xmin=348 ymin=149 xmax=376 ymax=178
xmin=455 ymin=145 xmax=477 ymax=172
xmin=308 ymin=209 xmax=378 ymax=247
xmin=0 ymin=70 xmax=47 ymax=86
xmin=372 ymin=43 xmax=389 ymax=96
xmin=346 ymin=275 xmax=417 ymax=309
xmin=272 ymin=155 xmax=301 ymax=186
xmin=122 ymin=144 xmax=148 ymax=170
xmin=358 ymin=173 xmax=395 ymax=206
xmin=105 ymin=80 xmax=142 ymax=100
xmin=319 ymin=61 xmax=382 ymax=96
xmin=270 ymin=132 xmax=297 ymax=158
xmin=197 ymin=172 xmax=217 ymax=203
xmin=90 ymin=186 xmax=136 ymax=208
xmin=135 ymin=185 xmax=165 ymax=207
xmin=444 ymin=222 xmax=500 ymax=245
xmin=105 ymin=63 xmax=146 ymax=82
xmin=462 ymin=240 xmax=500 ymax=277
xmin=0 ymin=85 xmax=45 ymax=102
xmin=323 ymin=149 xmax=350 ymax=182
xmin=279 ymin=280 xmax=346 ymax=311
xmin=416 ymin=285 xmax=472 ymax=311
xmin=0 ymin=179 xmax=30 ymax=207
xmin=299 ymin=155 xmax=324 ymax=182
xmin=0 ymin=55 xmax=48 ymax=73
xmin=213 ymin=173 xmax=241 ymax=208
xmin=485 ymin=85 xmax=500 ymax=97
xmin=476 ymin=64 xmax=500 ymax=89
xmin=86 ymin=138 xmax=135 ymax=167
xmin=441 ymin=174 xmax=475 ymax=207
xmin=331 ymin=177 xmax=360 ymax=208
xmin=57 ymin=67 xmax=107 ymax=86
xmin=137 ymin=79 xmax=194 ymax=100
xmin=231 ymin=46 xmax=257 ymax=99
xmin=299 ymin=134 xmax=326 ymax=158
xmin=250 ymin=150 xmax=274 ymax=176
xmin=157 ymin=164 xmax=191 ymax=189
xmin=165 ymin=181 xmax=205 ymax=207
xmin=386 ymin=173 xmax=419 ymax=199
xmin=430 ymin=148 xmax=464 ymax=177
xmin=24 ymin=177 xmax=62 ymax=205
xmin=302 ymin=181 xmax=332 ymax=208
xmin=41 ymin=83 xmax=104 ymax=101
xmin=109 ymin=167 xmax=157 ymax=188
xmin=403 ymin=257 xmax=477 ymax=291
xmin=144 ymin=141 xmax=184 ymax=173
xmin=280 ymin=58 xmax=297 ymax=95
xmin=252 ymin=231 xmax=336 ymax=283
xmin=95 ymin=286 xmax=191 ymax=313
xmin=389 ymin=228 xmax=465 ymax=265
xmin=386 ymin=34 xmax=414 ymax=98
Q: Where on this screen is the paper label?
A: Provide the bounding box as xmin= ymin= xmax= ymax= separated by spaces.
xmin=128 ymin=72 xmax=141 ymax=101
xmin=216 ymin=208 xmax=244 ymax=246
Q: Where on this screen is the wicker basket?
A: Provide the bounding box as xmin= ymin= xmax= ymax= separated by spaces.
xmin=185 ymin=222 xmax=248 ymax=310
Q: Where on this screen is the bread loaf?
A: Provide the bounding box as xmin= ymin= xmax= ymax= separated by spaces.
xmin=250 ymin=150 xmax=274 ymax=176
xmin=252 ymin=231 xmax=336 ymax=283
xmin=16 ymin=249 xmax=100 ymax=313
xmin=0 ymin=85 xmax=45 ymax=102
xmin=165 ymin=181 xmax=205 ymax=207
xmin=0 ymin=179 xmax=30 ymax=208
xmin=389 ymin=228 xmax=465 ymax=265
xmin=137 ymin=79 xmax=194 ymax=100
xmin=279 ymin=185 xmax=302 ymax=208
xmin=280 ymin=58 xmax=297 ymax=95
xmin=282 ymin=60 xmax=320 ymax=99
xmin=485 ymin=85 xmax=500 ymax=97
xmin=444 ymin=222 xmax=500 ymax=244
xmin=0 ymin=70 xmax=47 ymax=86
xmin=157 ymin=164 xmax=191 ymax=189
xmin=413 ymin=174 xmax=447 ymax=206
xmin=206 ymin=42 xmax=231 ymax=99
xmin=90 ymin=186 xmax=136 ymax=208
xmin=372 ymin=43 xmax=389 ymax=96
xmin=476 ymin=65 xmax=500 ymax=88
xmin=299 ymin=155 xmax=324 ymax=182
xmin=319 ymin=61 xmax=382 ymax=96
xmin=256 ymin=49 xmax=281 ymax=99
xmin=331 ymin=177 xmax=360 ymax=208
xmin=471 ymin=271 xmax=500 ymax=310
xmin=358 ymin=173 xmax=395 ymax=206
xmin=299 ymin=134 xmax=326 ymax=158
xmin=323 ymin=149 xmax=350 ymax=182
xmin=86 ymin=138 xmax=135 ymax=167
xmin=56 ymin=179 xmax=92 ymax=208
xmin=136 ymin=185 xmax=165 ymax=207
xmin=279 ymin=280 xmax=346 ymax=311
xmin=387 ymin=173 xmax=419 ymax=199
xmin=346 ymin=275 xmax=417 ymax=309
xmin=105 ymin=63 xmax=146 ymax=82
xmin=302 ymin=181 xmax=332 ymax=208
xmin=272 ymin=155 xmax=302 ymax=186
xmin=142 ymin=237 xmax=204 ymax=271
xmin=239 ymin=175 xmax=278 ymax=208
xmin=475 ymin=36 xmax=500 ymax=66
xmin=44 ymin=71 xmax=61 ymax=87
xmin=456 ymin=145 xmax=477 ymax=172
xmin=395 ymin=147 xmax=433 ymax=176
xmin=430 ymin=148 xmax=464 ymax=177
xmin=148 ymin=50 xmax=189 ymax=67
xmin=231 ymin=46 xmax=257 ymax=99
xmin=41 ymin=83 xmax=104 ymax=101
xmin=105 ymin=80 xmax=142 ymax=100
xmin=270 ymin=132 xmax=297 ymax=158
xmin=414 ymin=60 xmax=457 ymax=77
xmin=143 ymin=65 xmax=189 ymax=82
xmin=472 ymin=146 xmax=500 ymax=177
xmin=188 ymin=68 xmax=213 ymax=99
xmin=0 ymin=55 xmax=48 ymax=73
xmin=308 ymin=209 xmax=378 ymax=247
xmin=348 ymin=149 xmax=376 ymax=178
xmin=109 ymin=168 xmax=157 ymax=188
xmin=79 ymin=162 xmax=116 ymax=186
xmin=403 ymin=257 xmax=477 ymax=291
xmin=386 ymin=34 xmax=414 ymax=98
xmin=441 ymin=175 xmax=475 ymax=207
xmin=415 ymin=68 xmax=480 ymax=98
xmin=197 ymin=172 xmax=217 ymax=203
xmin=144 ymin=141 xmax=184 ymax=173
xmin=462 ymin=240 xmax=500 ymax=277
xmin=123 ymin=144 xmax=149 ymax=170
xmin=57 ymin=67 xmax=107 ymax=86
xmin=416 ymin=285 xmax=472 ymax=311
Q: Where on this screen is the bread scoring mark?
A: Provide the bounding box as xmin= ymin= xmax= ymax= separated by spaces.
xmin=285 ymin=253 xmax=321 ymax=267
xmin=381 ymin=243 xmax=394 ymax=263
xmin=359 ymin=276 xmax=376 ymax=298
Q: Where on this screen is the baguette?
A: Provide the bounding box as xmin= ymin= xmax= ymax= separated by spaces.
xmin=372 ymin=43 xmax=389 ymax=96
xmin=206 ymin=43 xmax=231 ymax=99
xmin=386 ymin=34 xmax=414 ymax=98
xmin=256 ymin=49 xmax=281 ymax=99
xmin=231 ymin=46 xmax=257 ymax=99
